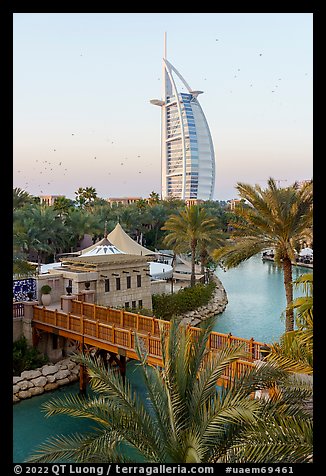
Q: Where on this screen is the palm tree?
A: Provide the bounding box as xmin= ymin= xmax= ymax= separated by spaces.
xmin=53 ymin=196 xmax=74 ymax=218
xmin=143 ymin=204 xmax=169 ymax=249
xmin=266 ymin=273 xmax=313 ymax=374
xmin=212 ymin=178 xmax=313 ymax=332
xmin=13 ymin=187 xmax=35 ymax=210
xmin=64 ymin=208 xmax=96 ymax=251
xmin=198 ymin=229 xmax=226 ymax=276
xmin=84 ymin=186 xmax=97 ymax=208
xmin=136 ymin=198 xmax=148 ymax=210
xmin=162 ymin=205 xmax=221 ymax=286
xmin=27 ymin=318 xmax=312 ymax=463
xmin=148 ymin=191 xmax=160 ymax=206
xmin=13 ymin=205 xmax=70 ymax=266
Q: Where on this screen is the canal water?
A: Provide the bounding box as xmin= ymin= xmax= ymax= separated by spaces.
xmin=213 ymin=254 xmax=311 ymax=343
xmin=13 ymin=254 xmax=312 ymax=463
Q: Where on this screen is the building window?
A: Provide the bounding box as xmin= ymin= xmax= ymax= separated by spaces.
xmin=127 ymin=276 xmax=131 ymax=289
xmin=138 ymin=300 xmax=143 ymax=309
xmin=105 ymin=279 xmax=110 ymax=292
xmin=116 ymin=277 xmax=121 ymax=291
xmin=132 ymin=301 xmax=136 ymax=309
xmin=137 ymin=275 xmax=141 ymax=288
xmin=125 ymin=302 xmax=129 ymax=309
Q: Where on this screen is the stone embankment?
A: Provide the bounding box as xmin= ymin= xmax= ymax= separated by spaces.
xmin=13 ymin=357 xmax=80 ymax=404
xmin=180 ymin=274 xmax=228 ymax=327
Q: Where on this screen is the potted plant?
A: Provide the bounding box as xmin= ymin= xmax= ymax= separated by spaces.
xmin=27 ymin=291 xmax=34 ymax=301
xmin=40 ymin=284 xmax=52 ymax=306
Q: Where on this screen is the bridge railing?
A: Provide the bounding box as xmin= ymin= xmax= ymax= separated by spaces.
xmin=68 ymin=300 xmax=265 ymax=361
xmin=13 ymin=302 xmax=25 ymax=318
xmin=33 ymin=302 xmax=265 ymax=363
xmin=33 ymin=305 xmax=264 ymax=385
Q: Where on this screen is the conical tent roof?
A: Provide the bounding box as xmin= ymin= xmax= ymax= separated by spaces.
xmin=107 ymin=223 xmax=156 ymax=256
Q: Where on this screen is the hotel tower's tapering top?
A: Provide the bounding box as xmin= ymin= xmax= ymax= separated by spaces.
xmin=150 ymin=33 xmax=215 ymax=201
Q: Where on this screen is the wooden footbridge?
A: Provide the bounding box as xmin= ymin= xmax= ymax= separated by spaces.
xmin=32 ymin=300 xmax=265 ymax=390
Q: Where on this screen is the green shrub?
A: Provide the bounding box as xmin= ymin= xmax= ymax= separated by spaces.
xmin=13 ymin=336 xmax=49 ymax=375
xmin=124 ymin=306 xmax=154 ymax=317
xmin=153 ymin=281 xmax=216 ymax=320
xmin=40 ymin=284 xmax=51 ymax=294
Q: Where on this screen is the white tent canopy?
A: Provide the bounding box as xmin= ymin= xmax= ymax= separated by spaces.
xmin=299 ymin=247 xmax=313 ymax=257
xmin=149 ymin=262 xmax=173 ymax=280
xmin=106 ymin=223 xmax=156 ymax=256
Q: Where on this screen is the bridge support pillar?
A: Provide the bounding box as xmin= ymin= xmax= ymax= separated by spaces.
xmin=61 ymin=295 xmax=77 ymax=313
xmin=22 ymin=301 xmax=38 ymax=346
xmin=120 ymin=355 xmax=126 ymax=384
xmin=108 ymin=352 xmax=127 ymax=384
xmin=79 ymin=363 xmax=88 ymax=395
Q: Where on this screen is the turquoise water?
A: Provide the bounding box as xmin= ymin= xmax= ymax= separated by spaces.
xmin=13 ymin=360 xmax=147 ymax=463
xmin=213 ymin=254 xmax=311 ymax=343
xmin=13 ymin=254 xmax=311 ymax=462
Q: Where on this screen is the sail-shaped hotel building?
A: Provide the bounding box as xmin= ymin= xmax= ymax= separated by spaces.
xmin=150 ymin=34 xmax=215 ymax=201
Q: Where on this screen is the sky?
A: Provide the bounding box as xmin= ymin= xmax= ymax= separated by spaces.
xmin=13 ymin=12 xmax=313 ymax=201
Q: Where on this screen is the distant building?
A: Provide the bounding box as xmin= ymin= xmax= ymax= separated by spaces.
xmin=185 ymin=199 xmax=204 ymax=207
xmin=150 ymin=33 xmax=215 ymax=201
xmin=227 ymin=199 xmax=243 ymax=211
xmin=40 ymin=195 xmax=65 ymax=206
xmin=106 ymin=197 xmax=143 ymax=207
xmin=295 ymin=180 xmax=312 ymax=189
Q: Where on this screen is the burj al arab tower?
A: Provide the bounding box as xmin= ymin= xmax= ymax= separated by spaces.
xmin=150 ymin=33 xmax=215 ymax=201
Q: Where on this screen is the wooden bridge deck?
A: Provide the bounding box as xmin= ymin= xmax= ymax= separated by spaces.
xmin=32 ymin=300 xmax=264 ymax=384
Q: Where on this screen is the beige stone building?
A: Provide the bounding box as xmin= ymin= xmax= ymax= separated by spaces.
xmin=41 ymin=233 xmax=153 ymax=311
xmin=39 ymin=194 xmax=65 ymax=206
xmin=56 ymin=253 xmax=152 ymax=310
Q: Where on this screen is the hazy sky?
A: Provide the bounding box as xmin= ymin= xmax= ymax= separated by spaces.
xmin=13 ymin=12 xmax=313 ymax=201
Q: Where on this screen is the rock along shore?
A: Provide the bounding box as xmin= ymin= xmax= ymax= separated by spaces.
xmin=179 ymin=273 xmax=228 ymax=327
xmin=13 ymin=357 xmax=80 ymax=404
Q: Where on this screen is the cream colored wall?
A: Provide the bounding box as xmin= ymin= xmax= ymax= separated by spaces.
xmin=36 ymin=275 xmax=64 ymax=305
xmin=150 ymin=280 xmax=167 ymax=295
xmin=96 ymin=267 xmax=152 ymax=310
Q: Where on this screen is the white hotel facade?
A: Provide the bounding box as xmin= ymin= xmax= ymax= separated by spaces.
xmin=150 ymin=33 xmax=215 ymax=201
